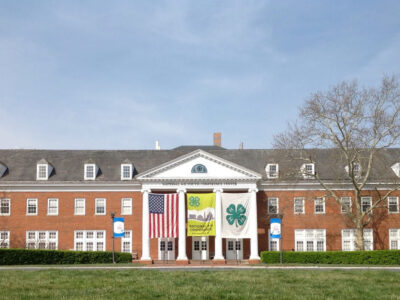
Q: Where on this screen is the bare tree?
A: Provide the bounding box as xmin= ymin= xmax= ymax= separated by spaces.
xmin=274 ymin=75 xmax=400 ymax=250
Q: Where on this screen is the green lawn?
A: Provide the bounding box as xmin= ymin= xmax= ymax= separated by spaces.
xmin=0 ymin=269 xmax=400 ymax=299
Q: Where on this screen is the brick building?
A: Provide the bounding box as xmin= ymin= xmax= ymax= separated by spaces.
xmin=1 ymin=141 xmax=400 ymax=264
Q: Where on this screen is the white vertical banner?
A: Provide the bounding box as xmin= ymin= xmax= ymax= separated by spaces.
xmin=221 ymin=193 xmax=251 ymax=238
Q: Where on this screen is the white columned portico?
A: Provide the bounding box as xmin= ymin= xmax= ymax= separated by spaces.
xmin=249 ymin=188 xmax=260 ymax=262
xmin=176 ymin=188 xmax=188 ymax=262
xmin=213 ymin=188 xmax=224 ymax=261
xmin=141 ymin=188 xmax=152 ymax=262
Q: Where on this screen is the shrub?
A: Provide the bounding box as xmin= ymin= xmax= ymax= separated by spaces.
xmin=260 ymin=250 xmax=400 ymax=265
xmin=0 ymin=249 xmax=132 ymax=265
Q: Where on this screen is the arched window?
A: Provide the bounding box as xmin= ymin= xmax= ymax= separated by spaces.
xmin=191 ymin=164 xmax=207 ymax=173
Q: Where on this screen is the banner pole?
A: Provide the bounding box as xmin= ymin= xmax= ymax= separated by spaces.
xmin=111 ymin=212 xmax=115 ymax=264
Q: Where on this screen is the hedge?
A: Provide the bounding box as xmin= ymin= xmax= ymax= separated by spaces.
xmin=0 ymin=249 xmax=132 ymax=265
xmin=261 ymin=250 xmax=400 ymax=265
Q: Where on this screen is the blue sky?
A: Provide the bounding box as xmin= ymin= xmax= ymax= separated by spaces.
xmin=0 ymin=1 xmax=399 ymax=150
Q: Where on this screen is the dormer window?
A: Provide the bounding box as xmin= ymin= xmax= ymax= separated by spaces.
xmin=36 ymin=159 xmax=53 ymax=180
xmin=266 ymin=164 xmax=279 ymax=179
xmin=84 ymin=164 xmax=97 ymax=180
xmin=121 ymin=164 xmax=133 ymax=180
xmin=301 ymin=163 xmax=315 ymax=179
xmin=345 ymin=162 xmax=361 ymax=177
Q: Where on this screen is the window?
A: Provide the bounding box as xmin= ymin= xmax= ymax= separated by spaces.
xmin=121 ymin=164 xmax=133 ymax=180
xmin=294 ymin=197 xmax=305 ymax=214
xmin=95 ymin=198 xmax=106 ymax=215
xmin=191 ymin=164 xmax=207 ymax=173
xmin=295 ymin=229 xmax=326 ymax=252
xmin=341 ymin=229 xmax=373 ymax=251
xmin=268 ymin=198 xmax=279 ymax=214
xmin=201 ymin=241 xmax=207 ymax=250
xmin=266 ymin=164 xmax=279 ymax=179
xmin=302 ymin=163 xmax=315 ymax=178
xmin=314 ymin=197 xmax=325 ymax=214
xmin=361 ymin=197 xmax=372 ymax=213
xmin=194 ymin=241 xmax=200 ymax=251
xmin=268 ymin=230 xmax=280 ymax=251
xmin=388 ymin=197 xmax=399 ymax=213
xmin=228 ymin=241 xmax=234 ymax=251
xmin=74 ymin=230 xmax=106 ymax=251
xmin=26 ymin=231 xmax=58 ymax=250
xmin=121 ymin=198 xmax=132 ymax=215
xmin=37 ymin=164 xmax=48 ymax=180
xmin=353 ymin=163 xmax=361 ymax=176
xmin=0 ymin=198 xmax=10 ymax=216
xmin=0 ymin=231 xmax=10 ymax=248
xmin=74 ymin=198 xmax=85 ymax=215
xmin=47 ymin=198 xmax=58 ymax=215
xmin=26 ymin=198 xmax=38 ymax=215
xmin=389 ymin=229 xmax=400 ymax=250
xmin=341 ymin=197 xmax=352 ymax=214
xmin=84 ymin=164 xmax=96 ymax=180
xmin=121 ymin=230 xmax=132 ymax=253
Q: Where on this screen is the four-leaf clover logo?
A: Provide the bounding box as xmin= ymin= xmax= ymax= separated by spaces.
xmin=189 ymin=196 xmax=200 ymax=207
xmin=226 ymin=204 xmax=247 ymax=227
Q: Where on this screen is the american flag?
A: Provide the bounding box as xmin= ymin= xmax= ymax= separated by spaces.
xmin=149 ymin=193 xmax=179 ymax=238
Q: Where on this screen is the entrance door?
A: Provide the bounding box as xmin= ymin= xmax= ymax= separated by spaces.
xmin=158 ymin=238 xmax=175 ymax=260
xmin=226 ymin=239 xmax=243 ymax=260
xmin=192 ymin=237 xmax=209 ymax=260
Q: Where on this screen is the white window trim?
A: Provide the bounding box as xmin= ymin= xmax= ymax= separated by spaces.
xmin=388 ymin=197 xmax=399 ymax=214
xmin=314 ymin=197 xmax=325 ymax=214
xmin=294 ymin=197 xmax=305 ymax=214
xmin=36 ymin=164 xmax=49 ymax=180
xmin=267 ymin=197 xmax=279 ymax=214
xmin=25 ymin=231 xmax=58 ymax=250
xmin=74 ymin=230 xmax=106 ymax=251
xmin=341 ymin=229 xmax=373 ymax=251
xmin=266 ymin=164 xmax=279 ymax=179
xmin=121 ymin=198 xmax=132 ymax=215
xmin=95 ymin=198 xmax=106 ymax=215
xmin=26 ymin=198 xmax=38 ymax=216
xmin=47 ymin=198 xmax=59 ymax=216
xmin=0 ymin=231 xmax=10 ymax=249
xmin=0 ymin=198 xmax=10 ymax=216
xmin=121 ymin=164 xmax=133 ymax=180
xmin=121 ymin=230 xmax=132 ymax=253
xmin=361 ymin=197 xmax=372 ymax=214
xmin=301 ymin=163 xmax=315 ymax=179
xmin=268 ymin=229 xmax=280 ymax=251
xmin=294 ymin=229 xmax=326 ymax=252
xmin=389 ymin=229 xmax=400 ymax=250
xmin=74 ymin=198 xmax=86 ymax=216
xmin=340 ymin=197 xmax=352 ymax=214
xmin=84 ymin=163 xmax=97 ymax=180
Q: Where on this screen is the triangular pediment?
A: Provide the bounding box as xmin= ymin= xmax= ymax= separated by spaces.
xmin=137 ymin=150 xmax=261 ymax=182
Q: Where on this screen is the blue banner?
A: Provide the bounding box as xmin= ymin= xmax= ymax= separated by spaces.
xmin=270 ymin=218 xmax=281 ymax=239
xmin=113 ymin=217 xmax=125 ymax=238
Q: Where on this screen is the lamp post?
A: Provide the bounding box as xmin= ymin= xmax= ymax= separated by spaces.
xmin=111 ymin=211 xmax=115 ymax=264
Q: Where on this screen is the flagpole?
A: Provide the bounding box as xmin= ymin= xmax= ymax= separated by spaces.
xmin=111 ymin=212 xmax=115 ymax=264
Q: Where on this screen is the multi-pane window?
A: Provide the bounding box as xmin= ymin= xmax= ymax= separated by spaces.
xmin=341 ymin=197 xmax=352 ymax=214
xmin=95 ymin=198 xmax=106 ymax=215
xmin=74 ymin=230 xmax=106 ymax=251
xmin=314 ymin=197 xmax=325 ymax=214
xmin=353 ymin=163 xmax=361 ymax=176
xmin=0 ymin=198 xmax=10 ymax=216
xmin=121 ymin=198 xmax=132 ymax=215
xmin=266 ymin=164 xmax=279 ymax=179
xmin=388 ymin=197 xmax=399 ymax=213
xmin=84 ymin=164 xmax=96 ymax=180
xmin=201 ymin=241 xmax=207 ymax=251
xmin=389 ymin=229 xmax=400 ymax=250
xmin=74 ymin=198 xmax=85 ymax=215
xmin=194 ymin=241 xmax=200 ymax=251
xmin=26 ymin=231 xmax=58 ymax=250
xmin=361 ymin=197 xmax=372 ymax=213
xmin=0 ymin=231 xmax=10 ymax=248
xmin=26 ymin=198 xmax=38 ymax=215
xmin=302 ymin=163 xmax=315 ymax=178
xmin=341 ymin=229 xmax=373 ymax=251
xmin=37 ymin=164 xmax=48 ymax=180
xmin=294 ymin=197 xmax=305 ymax=214
xmin=121 ymin=164 xmax=132 ymax=180
xmin=295 ymin=229 xmax=326 ymax=252
xmin=47 ymin=198 xmax=58 ymax=215
xmin=121 ymin=230 xmax=132 ymax=253
xmin=268 ymin=198 xmax=279 ymax=214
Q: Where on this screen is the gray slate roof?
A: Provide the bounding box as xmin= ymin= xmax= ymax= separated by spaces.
xmin=0 ymin=148 xmax=399 ymax=183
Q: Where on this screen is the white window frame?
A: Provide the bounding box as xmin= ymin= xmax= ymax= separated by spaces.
xmin=267 ymin=197 xmax=279 ymax=214
xmin=0 ymin=198 xmax=10 ymax=216
xmin=95 ymin=198 xmax=106 ymax=215
xmin=301 ymin=163 xmax=315 ymax=179
xmin=36 ymin=163 xmax=49 ymax=180
xmin=121 ymin=198 xmax=132 ymax=215
xmin=388 ymin=197 xmax=399 ymax=214
xmin=74 ymin=198 xmax=86 ymax=215
xmin=295 ymin=229 xmax=326 ymax=252
xmin=266 ymin=164 xmax=279 ymax=179
xmin=74 ymin=230 xmax=106 ymax=251
xmin=389 ymin=229 xmax=400 ymax=250
xmin=121 ymin=230 xmax=132 ymax=253
xmin=84 ymin=164 xmax=96 ymax=180
xmin=47 ymin=198 xmax=59 ymax=216
xmin=361 ymin=197 xmax=372 ymax=214
xmin=0 ymin=231 xmax=10 ymax=248
xmin=121 ymin=164 xmax=133 ymax=180
xmin=341 ymin=229 xmax=373 ymax=251
xmin=341 ymin=197 xmax=352 ymax=214
xmin=314 ymin=197 xmax=325 ymax=214
xmin=26 ymin=198 xmax=38 ymax=216
xmin=26 ymin=231 xmax=58 ymax=250
xmin=294 ymin=197 xmax=305 ymax=214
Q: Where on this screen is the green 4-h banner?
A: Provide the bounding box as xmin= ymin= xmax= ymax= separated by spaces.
xmin=221 ymin=193 xmax=251 ymax=238
xmin=187 ymin=193 xmax=215 ymax=236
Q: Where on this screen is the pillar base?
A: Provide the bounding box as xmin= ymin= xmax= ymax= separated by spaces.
xmin=212 ymin=259 xmax=226 ymax=265
xmin=175 ymin=259 xmax=189 ymax=265
xmin=140 ymin=259 xmax=153 ymax=265
xmin=248 ymin=259 xmax=261 ymax=265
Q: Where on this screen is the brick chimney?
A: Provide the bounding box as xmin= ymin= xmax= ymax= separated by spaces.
xmin=213 ymin=132 xmax=221 ymax=147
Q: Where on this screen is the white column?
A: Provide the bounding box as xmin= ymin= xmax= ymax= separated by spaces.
xmin=176 ymin=188 xmax=188 ymax=261
xmin=141 ymin=189 xmax=151 ymax=261
xmin=249 ymin=187 xmax=260 ymax=261
xmin=213 ymin=188 xmax=224 ymax=260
